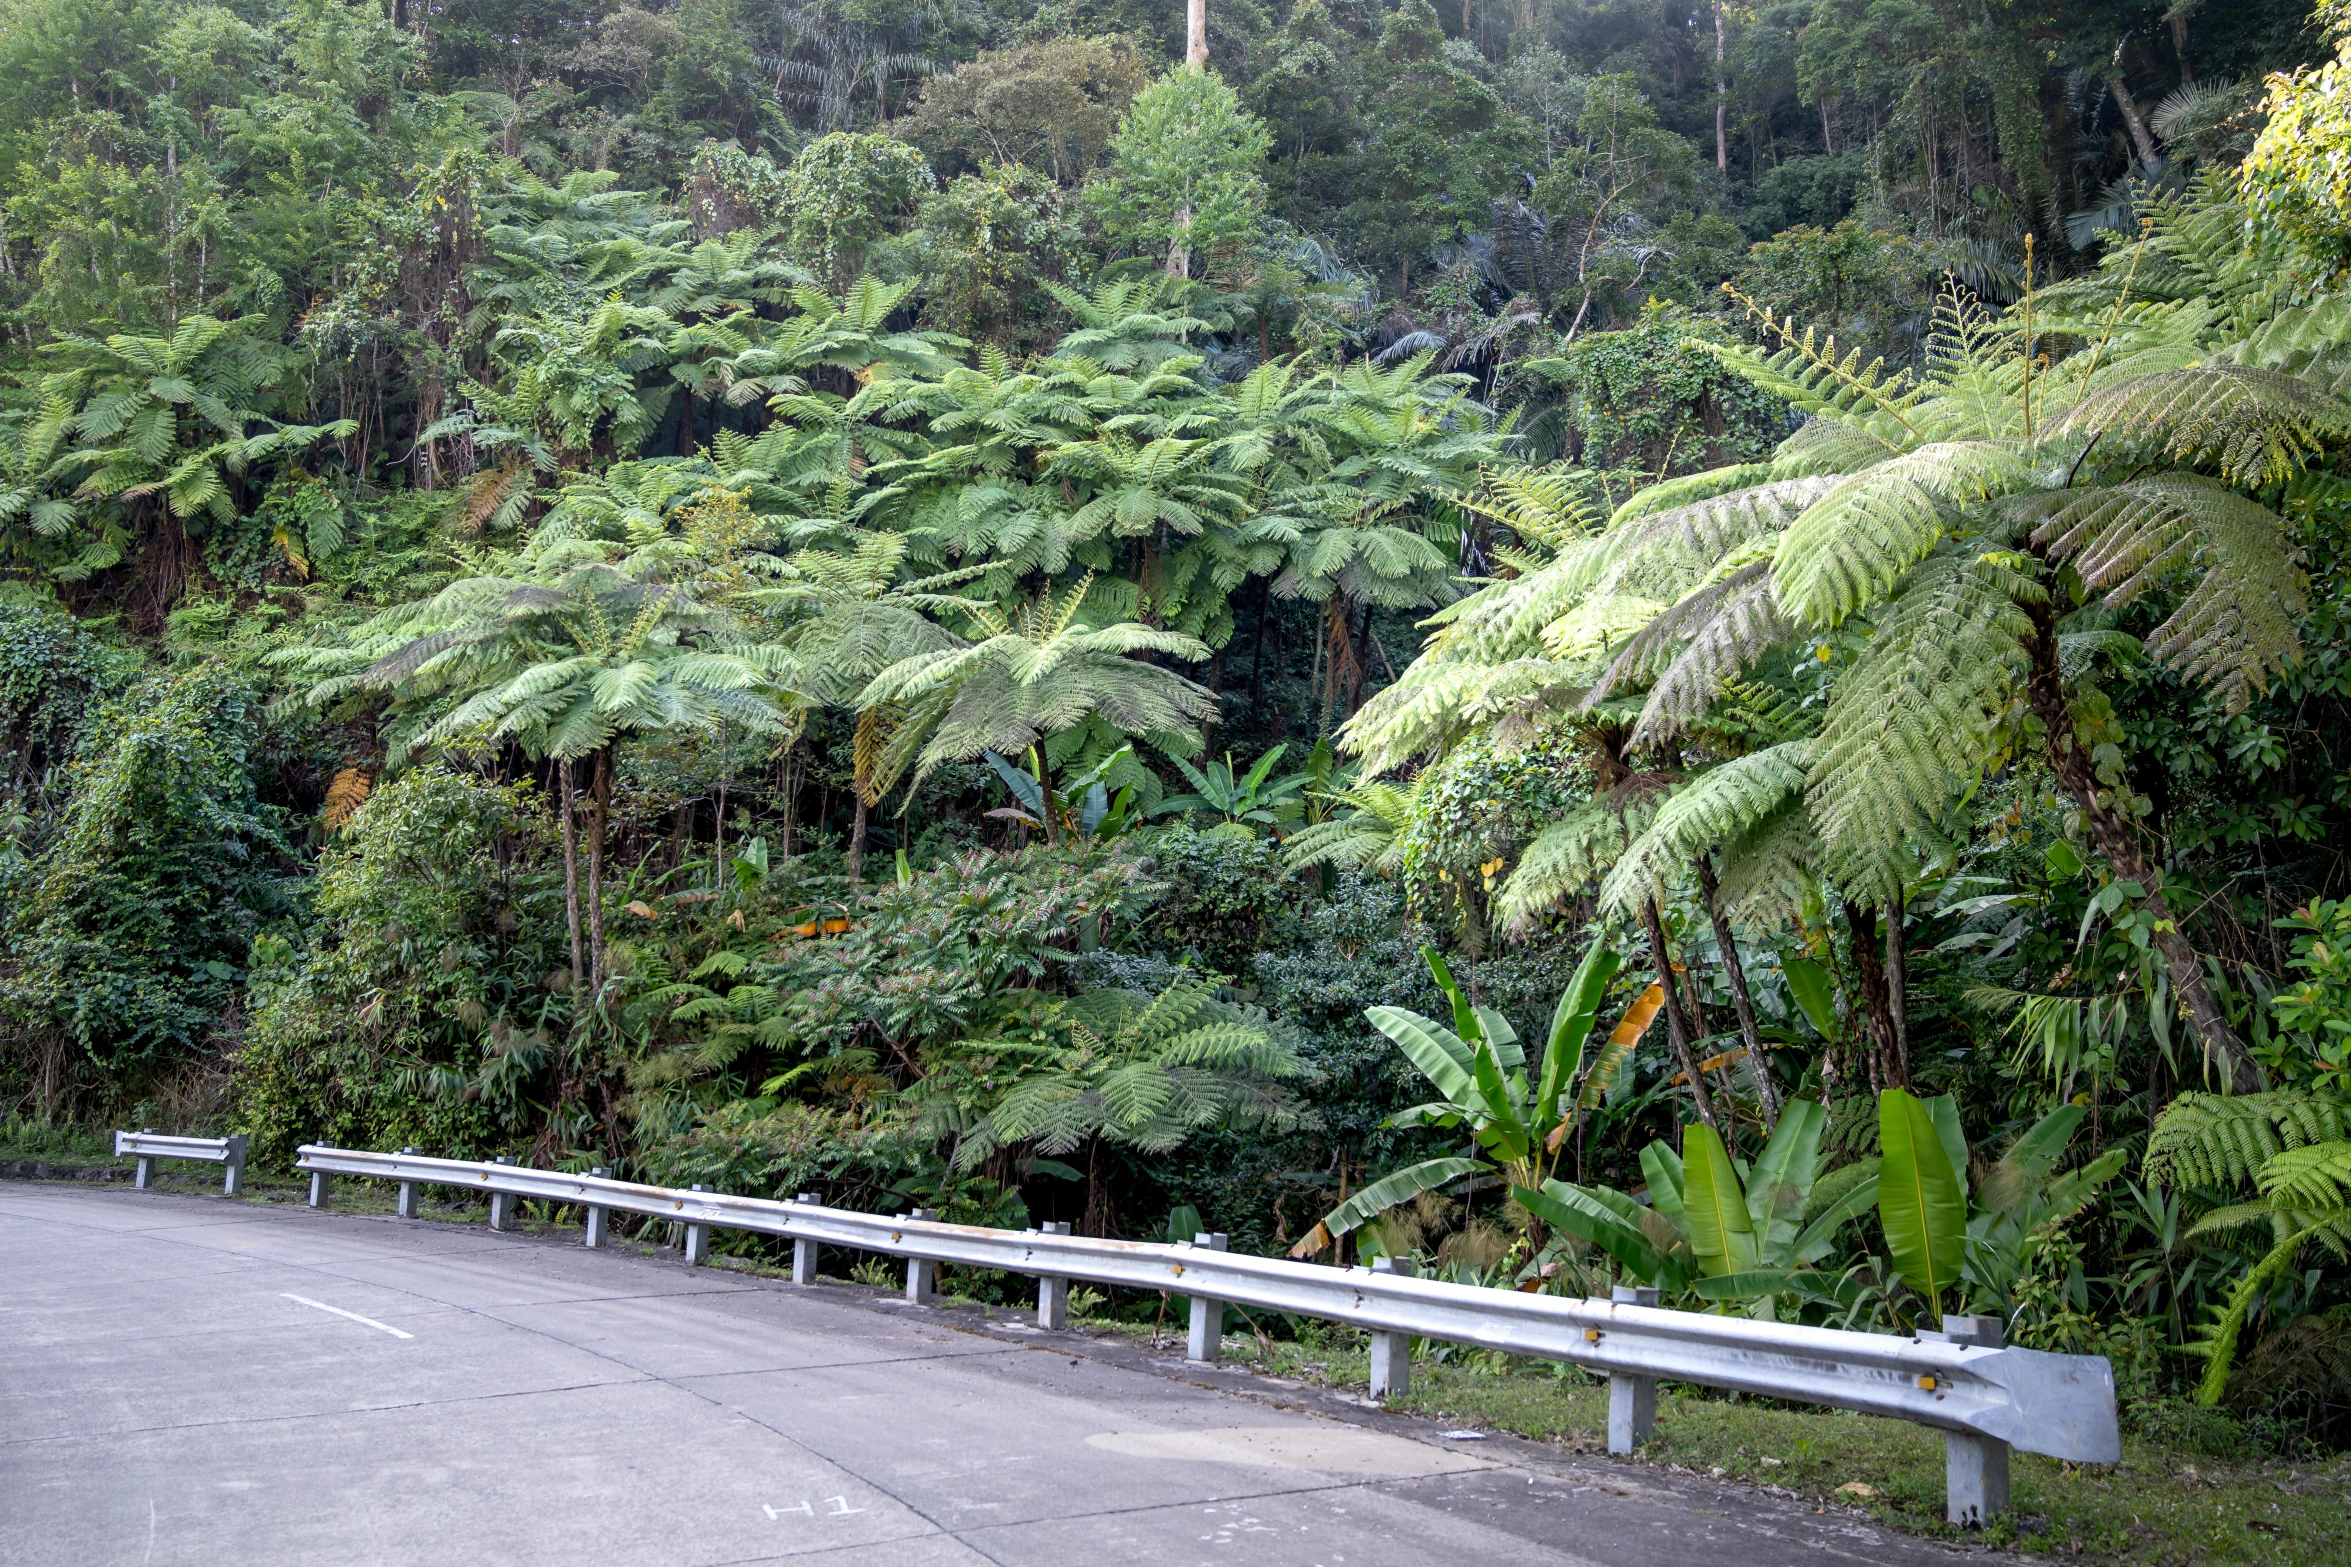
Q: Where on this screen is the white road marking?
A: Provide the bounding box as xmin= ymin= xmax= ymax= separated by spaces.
xmin=280 ymin=1293 xmax=413 ymax=1339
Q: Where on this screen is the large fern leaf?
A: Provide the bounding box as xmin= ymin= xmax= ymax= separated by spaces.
xmin=2147 ymin=1091 xmax=2351 ymax=1188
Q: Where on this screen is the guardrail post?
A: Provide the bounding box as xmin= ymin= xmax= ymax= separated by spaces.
xmin=1368 ymin=1256 xmax=1414 ymax=1399
xmin=792 ymin=1194 xmax=820 ymax=1283
xmin=584 ymin=1169 xmax=609 ymax=1248
xmin=683 ymin=1185 xmax=711 ymax=1265
xmin=396 ymin=1147 xmax=422 ymax=1219
xmin=905 ymin=1209 xmax=937 ymax=1303
xmin=1036 ymin=1222 xmax=1071 ymax=1329
xmin=308 ymin=1168 xmax=330 ymax=1208
xmin=1186 ymin=1232 xmax=1228 ymax=1364
xmin=134 ymin=1129 xmax=155 ymax=1190
xmin=221 ymin=1134 xmax=248 ymax=1197
xmin=1939 ymin=1314 xmax=2011 ymax=1527
xmin=1607 ymin=1285 xmax=1661 ymax=1453
xmin=487 ymin=1157 xmax=516 ymax=1230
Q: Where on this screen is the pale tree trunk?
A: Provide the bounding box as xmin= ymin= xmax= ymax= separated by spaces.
xmin=1641 ymin=898 xmax=1717 ymax=1127
xmin=1166 ymin=214 xmax=1191 ymax=279
xmin=1186 ymin=0 xmax=1206 ymax=67
xmin=1697 ymin=857 xmax=1777 ymax=1131
xmin=1713 ymin=0 xmax=1729 ymax=172
xmin=847 ymin=792 xmax=867 ymax=883
xmin=2107 ymin=72 xmax=2162 ymax=169
xmin=559 ymin=758 xmax=585 ymax=997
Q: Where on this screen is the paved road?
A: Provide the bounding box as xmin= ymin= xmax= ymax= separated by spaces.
xmin=2 ymin=1182 xmax=1989 ymax=1566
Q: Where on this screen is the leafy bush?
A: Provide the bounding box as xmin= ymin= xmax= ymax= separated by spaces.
xmin=237 ymin=765 xmax=567 ymax=1163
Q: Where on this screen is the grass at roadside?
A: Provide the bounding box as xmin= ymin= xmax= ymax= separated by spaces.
xmin=1184 ymin=1327 xmax=2347 ymax=1566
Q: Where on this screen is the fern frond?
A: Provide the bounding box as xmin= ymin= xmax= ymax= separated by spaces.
xmin=1493 ymin=788 xmax=1661 ymax=932
xmin=2145 ymin=1090 xmax=2351 ymax=1188
xmin=2054 ymin=366 xmax=2351 ymax=488
xmin=1598 ymin=743 xmax=1812 ymax=921
xmin=1807 ymin=552 xmax=2034 ymax=892
xmin=2258 ymin=1141 xmax=2351 ymax=1209
xmin=1772 ymin=443 xmax=2031 ymax=628
xmin=2035 ymin=475 xmax=2305 ymax=711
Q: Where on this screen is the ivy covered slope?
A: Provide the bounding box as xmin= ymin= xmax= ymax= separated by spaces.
xmin=4 ymin=0 xmax=2351 ymax=1546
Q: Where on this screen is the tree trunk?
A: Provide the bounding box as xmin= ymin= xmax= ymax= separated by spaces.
xmin=1847 ymin=902 xmax=1905 ymax=1091
xmin=1084 ymin=1136 xmax=1114 ymax=1236
xmin=559 ymin=757 xmax=585 ymax=998
xmin=588 ymin=746 xmax=612 ymax=998
xmin=2106 ymin=72 xmax=2162 ymax=169
xmin=2024 ymin=609 xmax=2257 ymax=1090
xmin=1698 ymin=857 xmax=1777 ymax=1130
xmin=1032 ymin=744 xmax=1060 ymax=846
xmin=1885 ymin=885 xmax=1911 ymax=1087
xmin=2169 ymin=11 xmax=2193 ymax=84
xmin=1641 ymin=898 xmax=1717 ymax=1127
xmin=1713 ymin=0 xmax=1729 ymax=172
xmin=1165 ymin=211 xmax=1192 ymax=279
xmin=1186 ymin=0 xmax=1207 ymax=67
xmin=847 ymin=792 xmax=867 ymax=883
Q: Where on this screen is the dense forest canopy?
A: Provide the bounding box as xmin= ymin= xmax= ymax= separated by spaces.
xmin=9 ymin=0 xmax=2351 ymax=1486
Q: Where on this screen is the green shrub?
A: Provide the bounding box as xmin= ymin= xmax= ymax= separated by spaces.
xmin=237 ymin=765 xmax=567 ymax=1163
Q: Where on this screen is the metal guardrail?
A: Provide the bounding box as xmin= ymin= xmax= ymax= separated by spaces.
xmin=115 ymin=1130 xmax=248 ymax=1196
xmin=295 ymin=1143 xmax=2118 ymax=1526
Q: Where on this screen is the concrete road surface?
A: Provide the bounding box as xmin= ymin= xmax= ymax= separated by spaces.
xmin=1 ymin=1181 xmax=1996 ymax=1566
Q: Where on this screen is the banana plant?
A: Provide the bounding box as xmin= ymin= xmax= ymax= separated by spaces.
xmin=1876 ymin=1087 xmax=2126 ymax=1325
xmin=1290 ymin=942 xmax=1626 ymax=1256
xmin=1152 ymin=743 xmax=1311 ymax=829
xmin=1515 ymin=1100 xmax=1879 ymax=1312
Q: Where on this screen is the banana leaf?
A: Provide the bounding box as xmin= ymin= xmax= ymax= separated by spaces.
xmin=1287 ymin=1156 xmax=1483 ymax=1257
xmin=1681 ymin=1122 xmax=1760 ymax=1278
xmin=1470 ymin=1040 xmax=1530 ymax=1162
xmin=1924 ymin=1092 xmax=1971 ymax=1202
xmin=1787 ymin=1172 xmax=1879 ymax=1265
xmin=1745 ymin=1097 xmax=1826 ymax=1257
xmin=1535 ymin=945 xmax=1621 ymax=1131
xmin=1640 ymin=1139 xmax=1686 ymax=1225
xmin=1515 ymin=1179 xmax=1687 ymax=1291
xmin=1879 ymin=1088 xmax=1966 ymax=1313
xmin=1365 ymin=1005 xmax=1476 ymax=1106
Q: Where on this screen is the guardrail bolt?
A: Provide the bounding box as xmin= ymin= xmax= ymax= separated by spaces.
xmin=791 ymin=1193 xmax=820 ymax=1284
xmin=1606 ymin=1285 xmax=1661 ymax=1453
xmin=396 ymin=1149 xmax=422 ymax=1221
xmin=684 ymin=1185 xmax=711 ymax=1265
xmin=904 ymin=1209 xmax=937 ymax=1303
xmin=1939 ymin=1313 xmax=2010 ymax=1526
xmin=487 ymin=1156 xmax=516 ymax=1230
xmin=584 ymin=1169 xmax=609 ymax=1248
xmin=1367 ymin=1255 xmax=1415 ymax=1399
xmin=1036 ymin=1221 xmax=1072 ymax=1330
xmin=1185 ymin=1232 xmax=1228 ymax=1364
xmin=221 ymin=1134 xmax=248 ymax=1198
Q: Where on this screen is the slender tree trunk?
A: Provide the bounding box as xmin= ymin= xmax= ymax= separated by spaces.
xmin=1641 ymin=898 xmax=1717 ymax=1127
xmin=559 ymin=757 xmax=585 ymax=997
xmin=2170 ymin=12 xmax=2193 ymax=84
xmin=588 ymin=746 xmax=612 ymax=998
xmin=1033 ymin=745 xmax=1060 ymax=846
xmin=1084 ymin=1135 xmax=1114 ymax=1236
xmin=2106 ymin=72 xmax=2162 ymax=169
xmin=1713 ymin=0 xmax=1729 ymax=172
xmin=1186 ymin=0 xmax=1207 ymax=67
xmin=2024 ymin=607 xmax=2257 ymax=1090
xmin=847 ymin=792 xmax=867 ymax=883
xmin=1698 ymin=857 xmax=1777 ymax=1130
xmin=1885 ymin=885 xmax=1911 ymax=1087
xmin=1165 ymin=214 xmax=1191 ymax=279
